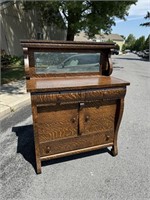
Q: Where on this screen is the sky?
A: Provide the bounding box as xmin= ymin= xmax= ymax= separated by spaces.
xmin=112 ymin=0 xmax=150 ymax=39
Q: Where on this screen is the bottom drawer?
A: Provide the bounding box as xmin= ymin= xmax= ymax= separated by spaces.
xmin=39 ymin=130 xmax=114 ymax=157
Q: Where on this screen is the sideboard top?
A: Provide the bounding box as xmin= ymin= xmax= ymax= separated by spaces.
xmin=26 ymin=75 xmax=130 ymax=92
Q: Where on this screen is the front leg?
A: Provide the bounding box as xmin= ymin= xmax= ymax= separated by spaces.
xmin=111 ymin=145 xmax=118 ymax=156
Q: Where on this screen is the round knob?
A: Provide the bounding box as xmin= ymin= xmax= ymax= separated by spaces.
xmin=45 ymin=146 xmax=51 ymax=154
xmin=105 ymin=135 xmax=110 ymax=141
xmin=72 ymin=118 xmax=76 ymax=123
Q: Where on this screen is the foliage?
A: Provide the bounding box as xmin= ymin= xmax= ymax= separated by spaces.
xmin=140 ymin=11 xmax=150 ymax=27
xmin=123 ymin=34 xmax=136 ymax=51
xmin=133 ymin=36 xmax=145 ymax=51
xmin=144 ymin=35 xmax=150 ymax=49
xmin=122 ymin=34 xmax=149 ymax=52
xmin=1 ymin=67 xmax=24 ymax=84
xmin=23 ymin=0 xmax=137 ymax=40
xmin=1 ymin=50 xmax=24 ymax=84
xmin=1 ymin=50 xmax=23 ymax=71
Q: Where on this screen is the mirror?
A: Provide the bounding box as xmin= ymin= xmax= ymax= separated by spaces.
xmin=34 ymin=52 xmax=100 ymax=74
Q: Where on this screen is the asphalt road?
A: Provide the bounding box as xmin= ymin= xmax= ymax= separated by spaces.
xmin=0 ymin=53 xmax=150 ymax=200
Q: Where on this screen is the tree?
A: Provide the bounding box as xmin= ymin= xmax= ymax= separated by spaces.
xmin=124 ymin=34 xmax=136 ymax=50
xmin=140 ymin=11 xmax=150 ymax=27
xmin=23 ymin=0 xmax=137 ymax=41
xmin=133 ymin=36 xmax=145 ymax=51
xmin=144 ymin=35 xmax=150 ymax=49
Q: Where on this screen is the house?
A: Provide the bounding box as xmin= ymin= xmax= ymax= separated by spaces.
xmin=0 ymin=0 xmax=66 ymax=56
xmin=75 ymin=32 xmax=124 ymax=52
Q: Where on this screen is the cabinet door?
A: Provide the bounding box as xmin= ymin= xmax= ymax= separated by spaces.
xmin=37 ymin=103 xmax=78 ymax=143
xmin=81 ymin=100 xmax=117 ymax=135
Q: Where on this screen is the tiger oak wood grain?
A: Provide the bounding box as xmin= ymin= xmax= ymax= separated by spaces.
xmin=27 ymin=76 xmax=129 ymax=92
xmin=21 ymin=40 xmax=130 ymax=174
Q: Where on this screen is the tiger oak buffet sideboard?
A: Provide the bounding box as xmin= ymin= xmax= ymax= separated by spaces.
xmin=21 ymin=40 xmax=130 ymax=174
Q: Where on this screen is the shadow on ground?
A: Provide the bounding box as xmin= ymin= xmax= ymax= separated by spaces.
xmin=1 ymin=80 xmax=26 ymax=94
xmin=12 ymin=125 xmax=110 ymax=173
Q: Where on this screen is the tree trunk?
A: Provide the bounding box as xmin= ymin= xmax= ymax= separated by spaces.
xmin=66 ymin=32 xmax=75 ymax=41
xmin=66 ymin=21 xmax=75 ymax=41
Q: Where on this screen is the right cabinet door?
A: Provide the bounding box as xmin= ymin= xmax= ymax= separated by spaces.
xmin=81 ymin=100 xmax=117 ymax=143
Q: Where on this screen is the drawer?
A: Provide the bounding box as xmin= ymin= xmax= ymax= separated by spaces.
xmin=31 ymin=92 xmax=84 ymax=104
xmin=39 ymin=130 xmax=114 ymax=157
xmin=85 ymin=88 xmax=126 ymax=101
xmin=85 ymin=90 xmax=104 ymax=101
xmin=103 ymin=88 xmax=126 ymax=99
xmin=31 ymin=88 xmax=126 ymax=105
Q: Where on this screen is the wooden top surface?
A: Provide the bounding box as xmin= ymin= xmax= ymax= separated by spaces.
xmin=26 ymin=75 xmax=130 ymax=93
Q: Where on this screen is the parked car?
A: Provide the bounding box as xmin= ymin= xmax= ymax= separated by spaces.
xmin=137 ymin=51 xmax=144 ymax=57
xmin=142 ymin=49 xmax=149 ymax=59
xmin=111 ymin=49 xmax=119 ymax=55
xmin=59 ymin=53 xmax=100 ymax=68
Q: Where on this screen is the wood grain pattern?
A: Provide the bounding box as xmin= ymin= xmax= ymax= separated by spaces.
xmin=31 ymin=103 xmax=41 ymax=174
xmin=39 ymin=130 xmax=114 ymax=157
xmin=21 ymin=40 xmax=115 ymax=49
xmin=31 ymin=87 xmax=126 ymax=105
xmin=37 ymin=104 xmax=78 ymax=142
xmin=40 ymin=142 xmax=113 ymax=161
xmin=83 ymin=100 xmax=116 ymax=135
xmin=27 ymin=76 xmax=129 ymax=93
xmin=21 ymin=40 xmax=130 ymax=174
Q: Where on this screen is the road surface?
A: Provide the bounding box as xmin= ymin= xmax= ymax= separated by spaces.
xmin=0 ymin=53 xmax=150 ymax=200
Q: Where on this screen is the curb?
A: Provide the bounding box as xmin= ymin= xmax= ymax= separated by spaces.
xmin=0 ymin=97 xmax=30 ymax=120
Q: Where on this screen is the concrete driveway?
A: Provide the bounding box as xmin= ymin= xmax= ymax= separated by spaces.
xmin=0 ymin=53 xmax=150 ymax=200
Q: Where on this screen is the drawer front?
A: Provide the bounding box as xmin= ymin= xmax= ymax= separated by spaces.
xmin=103 ymin=88 xmax=126 ymax=99
xmin=31 ymin=92 xmax=84 ymax=104
xmin=31 ymin=88 xmax=126 ymax=105
xmin=37 ymin=104 xmax=78 ymax=142
xmin=39 ymin=130 xmax=114 ymax=157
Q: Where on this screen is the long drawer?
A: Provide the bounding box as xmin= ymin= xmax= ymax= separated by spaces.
xmin=31 ymin=88 xmax=126 ymax=104
xmin=39 ymin=130 xmax=114 ymax=157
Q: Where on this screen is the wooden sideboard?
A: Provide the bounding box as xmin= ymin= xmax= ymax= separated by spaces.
xmin=21 ymin=40 xmax=130 ymax=174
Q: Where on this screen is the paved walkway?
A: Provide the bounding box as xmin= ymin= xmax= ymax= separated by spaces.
xmin=0 ymin=80 xmax=30 ymax=119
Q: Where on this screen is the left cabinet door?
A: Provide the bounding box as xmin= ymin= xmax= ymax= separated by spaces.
xmin=37 ymin=103 xmax=79 ymax=143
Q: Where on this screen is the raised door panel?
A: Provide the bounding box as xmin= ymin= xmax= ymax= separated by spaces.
xmin=37 ymin=103 xmax=78 ymax=142
xmin=82 ymin=100 xmax=117 ymax=135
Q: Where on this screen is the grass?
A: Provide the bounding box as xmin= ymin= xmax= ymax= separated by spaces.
xmin=1 ymin=66 xmax=25 ymax=84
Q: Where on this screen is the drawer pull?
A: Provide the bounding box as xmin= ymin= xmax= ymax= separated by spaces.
xmin=105 ymin=135 xmax=110 ymax=141
xmin=85 ymin=115 xmax=90 ymax=122
xmin=45 ymin=146 xmax=51 ymax=154
xmin=72 ymin=117 xmax=76 ymax=123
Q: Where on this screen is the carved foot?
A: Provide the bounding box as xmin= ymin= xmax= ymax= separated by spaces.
xmin=111 ymin=145 xmax=118 ymax=156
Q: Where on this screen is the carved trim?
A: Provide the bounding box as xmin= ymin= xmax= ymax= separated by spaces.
xmin=22 ymin=47 xmax=30 ymax=79
xmin=108 ymin=55 xmax=113 ymax=75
